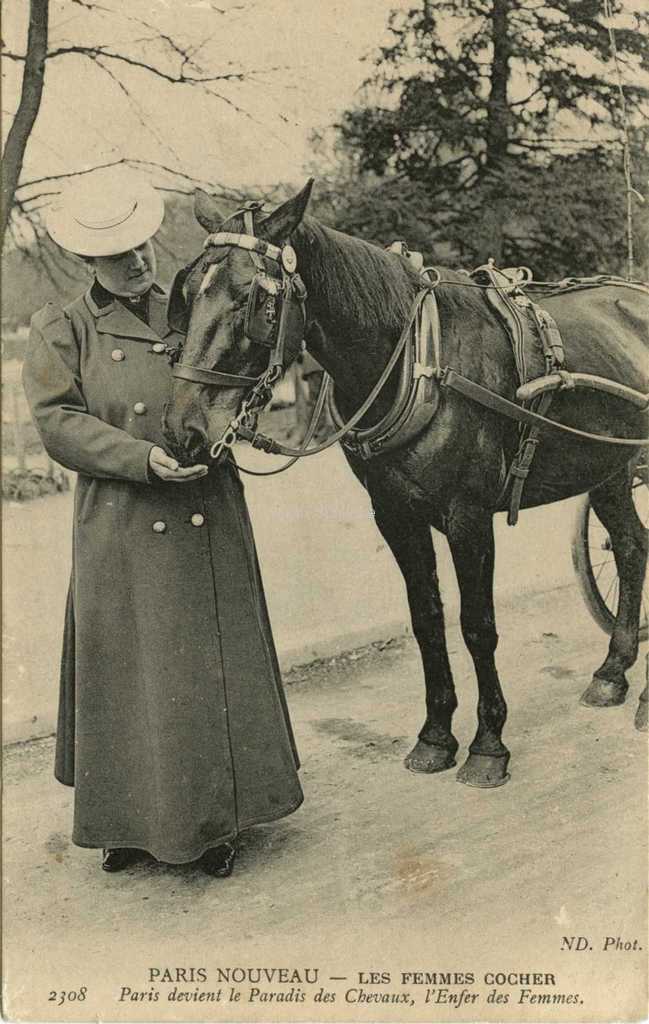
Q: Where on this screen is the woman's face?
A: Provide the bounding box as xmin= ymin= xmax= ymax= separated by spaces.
xmin=90 ymin=240 xmax=156 ymax=296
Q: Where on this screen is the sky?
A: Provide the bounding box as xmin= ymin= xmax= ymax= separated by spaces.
xmin=3 ymin=0 xmax=398 ymax=203
xmin=3 ymin=0 xmax=646 ymax=219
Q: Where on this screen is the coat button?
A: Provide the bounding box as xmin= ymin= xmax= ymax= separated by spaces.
xmin=191 ymin=513 xmax=205 ymax=527
xmin=152 ymin=342 xmax=166 ymax=354
xmin=152 ymin=521 xmax=167 ymax=534
xmin=133 ymin=402 xmax=147 ymax=415
xmin=111 ymin=349 xmax=125 ymax=362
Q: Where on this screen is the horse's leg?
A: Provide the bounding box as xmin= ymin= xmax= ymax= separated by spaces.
xmin=580 ymin=471 xmax=647 ymax=715
xmin=372 ymin=499 xmax=459 ymax=772
xmin=446 ymin=499 xmax=510 ymax=788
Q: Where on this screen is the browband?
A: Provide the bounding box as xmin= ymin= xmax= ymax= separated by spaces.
xmin=204 ymin=232 xmax=282 ymax=262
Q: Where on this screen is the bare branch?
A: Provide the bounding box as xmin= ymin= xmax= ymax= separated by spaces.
xmin=510 ymin=85 xmax=545 ymax=107
xmin=45 ymin=44 xmax=281 ymax=86
xmin=15 ymin=159 xmax=248 ymax=214
xmin=17 ymin=158 xmax=210 ymax=193
xmin=91 ymin=56 xmax=182 ymax=167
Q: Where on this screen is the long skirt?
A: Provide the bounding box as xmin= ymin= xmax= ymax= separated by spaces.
xmin=54 ymin=461 xmax=302 ymax=863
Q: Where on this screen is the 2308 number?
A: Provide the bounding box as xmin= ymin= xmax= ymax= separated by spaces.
xmin=48 ymin=987 xmax=87 ymax=1005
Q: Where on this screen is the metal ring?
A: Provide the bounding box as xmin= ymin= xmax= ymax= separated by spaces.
xmin=422 ymin=266 xmax=441 ymax=288
xmin=209 ymin=429 xmax=237 ymax=460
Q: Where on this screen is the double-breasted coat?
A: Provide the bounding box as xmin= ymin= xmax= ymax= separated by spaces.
xmin=23 ymin=284 xmax=303 ymax=863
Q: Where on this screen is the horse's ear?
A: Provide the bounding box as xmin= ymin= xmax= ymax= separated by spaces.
xmin=260 ymin=178 xmax=314 ymax=241
xmin=194 ymin=188 xmax=225 ymax=233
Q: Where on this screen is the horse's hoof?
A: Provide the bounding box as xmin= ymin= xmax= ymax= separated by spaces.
xmin=634 ymin=693 xmax=648 ymax=732
xmin=580 ymin=676 xmax=628 ymax=708
xmin=404 ymin=741 xmax=456 ymax=774
xmin=457 ymin=752 xmax=510 ymax=789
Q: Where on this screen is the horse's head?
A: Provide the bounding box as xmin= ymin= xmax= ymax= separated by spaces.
xmin=162 ymin=179 xmax=314 ymax=464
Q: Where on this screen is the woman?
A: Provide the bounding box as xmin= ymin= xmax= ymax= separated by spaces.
xmin=22 ymin=174 xmax=303 ymax=876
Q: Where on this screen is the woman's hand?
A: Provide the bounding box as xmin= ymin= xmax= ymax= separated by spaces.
xmin=148 ymin=446 xmax=208 ymax=482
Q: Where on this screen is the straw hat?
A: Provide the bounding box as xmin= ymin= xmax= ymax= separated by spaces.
xmin=46 ymin=173 xmax=165 ymax=257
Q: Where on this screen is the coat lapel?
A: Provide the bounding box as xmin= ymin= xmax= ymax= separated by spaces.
xmin=148 ymin=287 xmax=175 ymax=341
xmin=85 ymin=284 xmax=175 ymax=343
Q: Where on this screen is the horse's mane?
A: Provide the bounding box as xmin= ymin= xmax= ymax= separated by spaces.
xmin=295 ymin=217 xmax=421 ymax=332
xmin=221 ymin=207 xmax=485 ymax=333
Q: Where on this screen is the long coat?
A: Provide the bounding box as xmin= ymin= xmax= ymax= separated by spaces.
xmin=23 ymin=284 xmax=303 ymax=863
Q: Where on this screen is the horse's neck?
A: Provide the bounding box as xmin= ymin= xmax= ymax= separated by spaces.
xmin=293 ymin=220 xmax=417 ymax=401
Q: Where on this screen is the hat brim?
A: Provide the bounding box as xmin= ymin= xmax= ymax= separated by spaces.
xmin=47 ymin=188 xmax=165 ymax=257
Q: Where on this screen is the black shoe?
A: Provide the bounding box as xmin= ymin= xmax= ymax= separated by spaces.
xmin=200 ymin=843 xmax=236 ymax=877
xmin=101 ymin=848 xmax=140 ymax=872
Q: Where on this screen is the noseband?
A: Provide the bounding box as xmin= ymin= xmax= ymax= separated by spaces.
xmin=172 ymin=202 xmax=307 ymax=459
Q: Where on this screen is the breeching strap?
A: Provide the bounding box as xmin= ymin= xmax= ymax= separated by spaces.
xmin=440 ymin=369 xmax=648 ymax=447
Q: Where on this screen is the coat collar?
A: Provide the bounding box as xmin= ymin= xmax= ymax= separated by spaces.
xmin=84 ymin=282 xmax=175 ymax=342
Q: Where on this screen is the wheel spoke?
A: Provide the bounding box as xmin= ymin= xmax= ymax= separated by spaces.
xmin=594 ymin=560 xmax=615 ymax=585
xmin=603 ymin=574 xmax=618 ymax=608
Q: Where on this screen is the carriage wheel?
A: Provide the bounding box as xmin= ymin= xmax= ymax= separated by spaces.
xmin=571 ymin=475 xmax=648 ymax=641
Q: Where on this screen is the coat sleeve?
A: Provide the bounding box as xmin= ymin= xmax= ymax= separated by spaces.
xmin=22 ymin=302 xmax=155 ymax=483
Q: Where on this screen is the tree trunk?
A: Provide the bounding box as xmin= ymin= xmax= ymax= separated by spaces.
xmin=478 ymin=0 xmax=511 ymax=265
xmin=1 ymin=0 xmax=49 ymax=251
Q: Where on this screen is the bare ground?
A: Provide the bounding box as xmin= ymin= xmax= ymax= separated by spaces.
xmin=2 ymin=584 xmax=647 ymax=1023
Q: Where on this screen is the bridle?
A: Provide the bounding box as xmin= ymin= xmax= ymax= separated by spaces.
xmin=171 ymin=201 xmax=308 ymax=460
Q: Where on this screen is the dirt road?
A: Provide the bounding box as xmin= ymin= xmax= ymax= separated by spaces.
xmin=3 ymin=584 xmax=647 ymax=1022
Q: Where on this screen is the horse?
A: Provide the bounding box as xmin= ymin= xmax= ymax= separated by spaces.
xmin=162 ymin=179 xmax=649 ymax=788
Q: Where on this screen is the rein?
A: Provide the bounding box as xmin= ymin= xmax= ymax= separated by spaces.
xmin=238 ymin=288 xmax=431 ymax=458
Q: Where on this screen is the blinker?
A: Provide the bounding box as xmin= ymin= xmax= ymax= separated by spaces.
xmin=244 ymin=275 xmax=282 ymax=348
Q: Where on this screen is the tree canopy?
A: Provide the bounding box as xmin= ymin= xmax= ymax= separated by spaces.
xmin=325 ymin=0 xmax=649 ymax=278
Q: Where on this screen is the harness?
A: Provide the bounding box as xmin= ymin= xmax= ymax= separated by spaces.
xmin=170 ymin=214 xmax=649 ymax=514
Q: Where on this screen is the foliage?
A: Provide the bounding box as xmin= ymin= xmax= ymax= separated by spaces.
xmin=324 ymin=0 xmax=649 ymax=278
xmin=2 ymin=467 xmax=70 ymax=502
xmin=1 ymin=192 xmax=238 ymax=325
